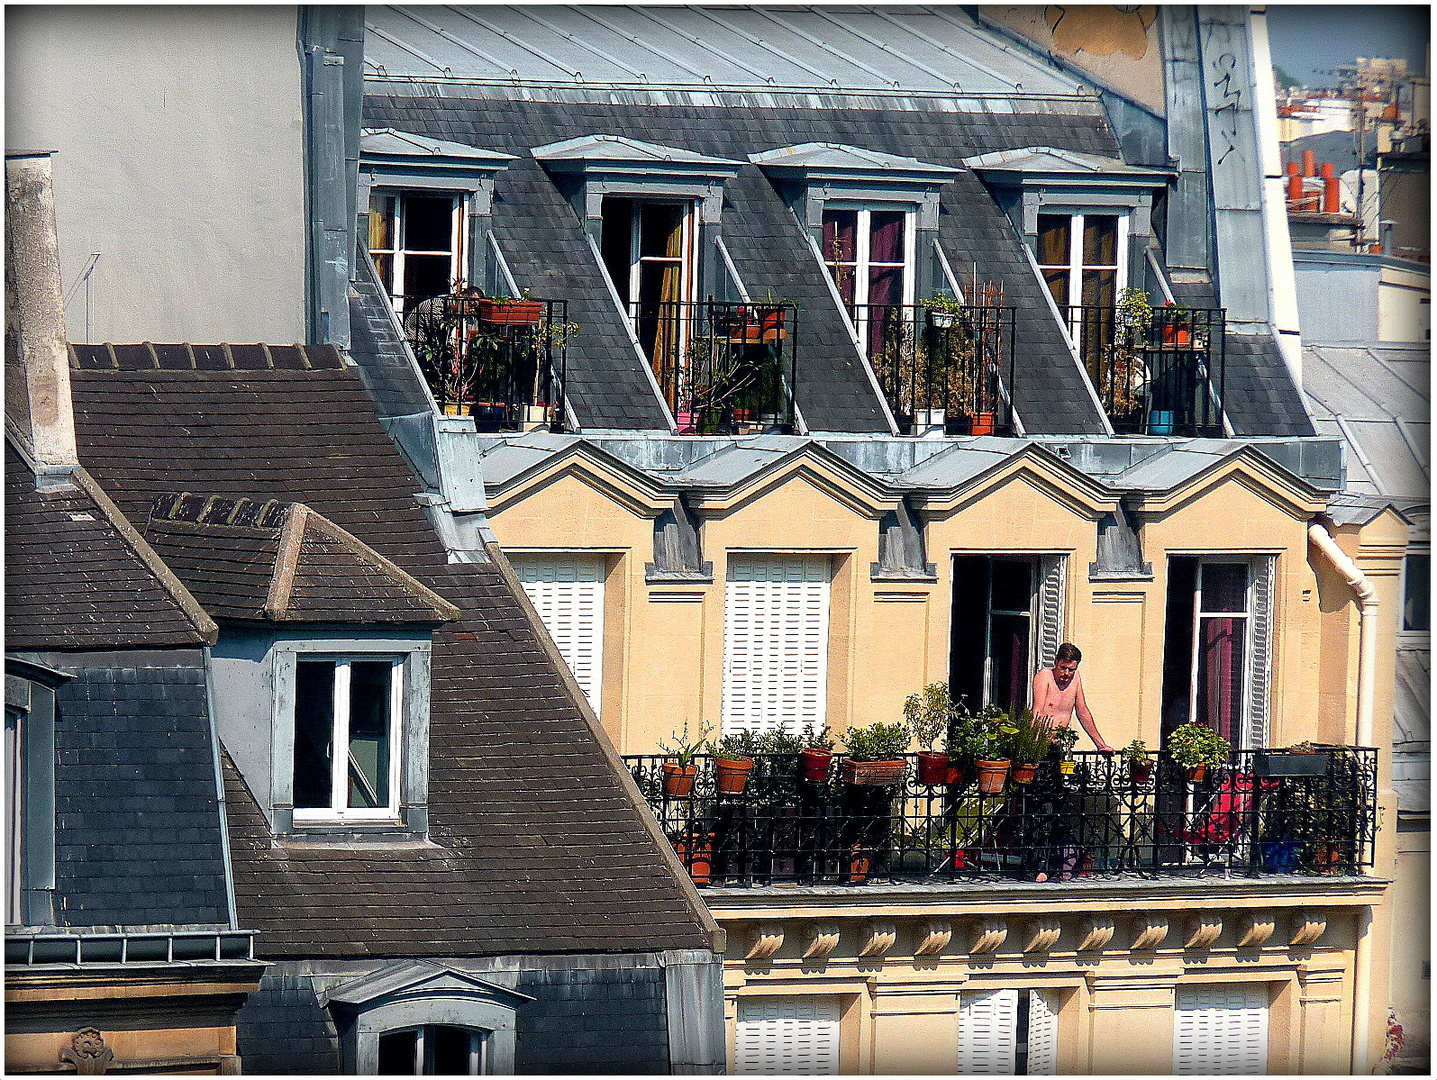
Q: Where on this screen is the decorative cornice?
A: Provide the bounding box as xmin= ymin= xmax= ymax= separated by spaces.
xmin=969 ymin=918 xmax=1008 ymax=954
xmin=1023 ymin=917 xmax=1062 ymax=954
xmin=745 ymin=923 xmax=785 ymax=960
xmin=1288 ymin=910 xmax=1327 ymax=947
xmin=1076 ymin=916 xmax=1115 ymax=952
xmin=1236 ymin=912 xmax=1276 ymax=949
xmin=802 ymin=922 xmax=841 ymax=959
xmin=1131 ymin=914 xmax=1169 ymax=951
xmin=857 ymin=921 xmax=897 ymax=958
xmin=914 ymin=919 xmax=952 ymax=957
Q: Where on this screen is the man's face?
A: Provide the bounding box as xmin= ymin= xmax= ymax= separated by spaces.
xmin=1053 ymin=658 xmax=1079 ymax=688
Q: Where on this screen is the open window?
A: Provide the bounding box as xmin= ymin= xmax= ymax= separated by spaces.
xmin=1160 ymin=557 xmax=1273 ymax=748
xmin=377 ymin=1025 xmax=489 ymax=1075
xmin=292 ymin=656 xmax=404 ymax=822
xmin=1036 ymin=211 xmax=1128 ymax=315
xmin=950 ymin=556 xmax=1067 ymax=716
xmin=600 ymin=197 xmax=695 ymax=370
xmin=369 ymin=192 xmax=465 ymax=309
xmin=959 ymin=987 xmax=1059 ymax=1075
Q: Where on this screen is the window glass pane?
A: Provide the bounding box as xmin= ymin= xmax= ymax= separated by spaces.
xmin=822 ymin=210 xmax=857 ymax=262
xmin=868 ymin=210 xmax=906 ymax=265
xmin=378 ymin=1029 xmax=419 ymax=1075
xmin=989 ymin=612 xmax=1031 ymax=715
xmin=402 ymin=195 xmax=454 ymax=253
xmin=867 ymin=264 xmax=903 ymax=307
xmin=1403 ymin=553 xmax=1429 ymax=631
xmin=1037 ymin=215 xmax=1070 ymax=266
xmin=294 ymin=661 xmax=336 ymax=810
xmin=600 ymin=198 xmax=635 ymax=306
xmin=372 ymin=254 xmax=394 ymax=294
xmin=348 ymin=661 xmax=393 ymax=810
xmin=1196 ymin=616 xmax=1245 ymax=744
xmin=1041 ymin=268 xmax=1068 ymax=308
xmin=1081 ymin=215 xmax=1118 ymax=265
xmin=369 ymin=195 xmax=396 ymax=252
xmin=639 ymin=203 xmax=685 ymax=259
xmin=429 ymin=1026 xmax=477 ymax=1075
xmin=1201 ymin=563 xmax=1248 ymax=613
xmin=403 ymin=255 xmax=453 ymax=303
xmin=1079 ymin=270 xmax=1117 ymax=308
xmin=990 ymin=560 xmax=1033 ymax=613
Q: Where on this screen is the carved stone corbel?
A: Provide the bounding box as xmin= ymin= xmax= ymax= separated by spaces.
xmin=60 ymin=1029 xmax=114 ymax=1075
xmin=745 ymin=923 xmax=785 ymax=960
xmin=1076 ymin=915 xmax=1115 ymax=952
xmin=857 ymin=920 xmax=897 ymax=958
xmin=1236 ymin=912 xmax=1275 ymax=948
xmin=914 ymin=919 xmax=952 ymax=956
xmin=1288 ymin=910 xmax=1327 ymax=947
xmin=1184 ymin=913 xmax=1223 ymax=950
xmin=1130 ymin=914 xmax=1169 ymax=951
xmin=802 ymin=922 xmax=842 ymax=959
xmin=1024 ymin=917 xmax=1062 ymax=954
xmin=970 ymin=918 xmax=1008 ymax=954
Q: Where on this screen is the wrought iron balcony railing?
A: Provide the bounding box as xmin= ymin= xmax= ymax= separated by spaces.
xmin=624 ymin=748 xmax=1376 ymax=887
xmin=399 ymin=294 xmax=570 ymax=432
xmin=848 ymin=303 xmax=1017 ymax=436
xmin=1065 ymin=305 xmax=1226 ymax=436
xmin=634 ymin=300 xmax=798 ymax=435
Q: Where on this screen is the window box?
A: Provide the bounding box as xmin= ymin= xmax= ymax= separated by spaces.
xmin=1252 ymin=750 xmax=1333 ymax=778
xmin=840 ymin=758 xmax=908 ymax=786
xmin=476 ymin=298 xmax=544 ymax=327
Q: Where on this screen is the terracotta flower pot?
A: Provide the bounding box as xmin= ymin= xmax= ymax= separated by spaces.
xmin=1129 ymin=760 xmax=1155 ymax=784
xmin=975 ymin=758 xmax=1011 ymax=794
xmin=714 ymin=755 xmax=754 ymax=794
xmin=916 ymin=751 xmax=951 ymax=785
xmin=969 ymin=412 xmax=997 ymax=436
xmin=661 ymin=762 xmax=697 ymax=798
xmin=798 ymin=748 xmax=833 ymax=782
xmin=672 ymin=834 xmax=713 ymax=886
xmin=477 ymin=298 xmax=544 ymax=327
xmin=1162 ymin=323 xmax=1192 ymax=347
xmin=946 ymin=760 xmax=971 ymax=787
xmin=1186 ymin=764 xmax=1208 ymax=783
xmin=1011 ymin=761 xmax=1040 ymax=785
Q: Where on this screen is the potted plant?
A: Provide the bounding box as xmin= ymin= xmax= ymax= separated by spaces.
xmin=1122 ymin=738 xmax=1155 ymax=783
xmin=1165 ymin=722 xmax=1231 ymax=782
xmin=477 ymin=291 xmax=545 ymax=327
xmin=1160 ymin=300 xmax=1194 ymax=347
xmin=1003 ymin=709 xmax=1051 ymax=785
xmin=658 ymin=721 xmax=710 ymax=798
xmin=922 ymin=293 xmax=966 ymax=331
xmin=708 ymin=730 xmax=761 ymax=794
xmin=905 ymin=682 xmax=956 ymax=785
xmin=1253 ymin=740 xmax=1334 ymax=778
xmin=971 ymin=705 xmax=1013 ymax=794
xmin=1053 ymin=725 xmax=1079 ymax=776
xmin=838 ymin=721 xmax=911 ymax=786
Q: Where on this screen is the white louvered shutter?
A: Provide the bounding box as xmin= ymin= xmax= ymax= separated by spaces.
xmin=959 ymin=988 xmax=1018 ymax=1074
xmin=1036 ymin=556 xmax=1068 ymax=671
xmin=735 ymin=997 xmax=840 ymax=1074
xmin=723 ymin=556 xmax=830 ymax=736
xmin=1026 ymin=989 xmax=1059 ymax=1075
xmin=513 ymin=555 xmax=605 ymax=713
xmin=1174 ymin=985 xmax=1268 ymax=1075
xmin=1245 ymin=557 xmax=1275 ymax=749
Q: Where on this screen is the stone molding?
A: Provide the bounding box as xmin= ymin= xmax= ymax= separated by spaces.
xmin=802 ymin=922 xmax=842 ymax=959
xmin=913 ymin=919 xmax=952 ymax=956
xmin=969 ymin=918 xmax=1008 ymax=954
xmin=1236 ymin=912 xmax=1275 ymax=949
xmin=1288 ymin=910 xmax=1327 ymax=947
xmin=857 ymin=921 xmax=897 ymax=958
xmin=1024 ymin=917 xmax=1062 ymax=954
xmin=745 ymin=923 xmax=785 ymax=960
xmin=1184 ymin=913 xmax=1223 ymax=950
xmin=1130 ymin=914 xmax=1169 ymax=951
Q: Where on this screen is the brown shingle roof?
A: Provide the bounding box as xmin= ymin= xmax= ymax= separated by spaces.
xmin=67 ymin=343 xmax=715 ymax=959
xmin=5 ymin=440 xmax=216 ymax=650
xmin=144 ymin=493 xmax=461 ymax=625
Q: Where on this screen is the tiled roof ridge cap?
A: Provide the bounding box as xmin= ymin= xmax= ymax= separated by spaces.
xmin=150 ymin=492 xmax=291 ymax=530
xmin=264 ymin=503 xmax=307 ymax=619
xmin=69 ymin=342 xmax=341 ymax=371
xmin=68 ymin=473 xmax=219 ymax=645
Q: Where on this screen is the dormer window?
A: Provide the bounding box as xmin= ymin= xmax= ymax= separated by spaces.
xmin=142 ymin=494 xmax=461 ymax=837
xmin=369 ymin=192 xmax=465 ymax=308
xmin=821 ymin=206 xmax=914 ymax=310
xmin=600 ymin=197 xmax=696 ymax=363
xmin=1036 ymin=212 xmax=1127 ymax=311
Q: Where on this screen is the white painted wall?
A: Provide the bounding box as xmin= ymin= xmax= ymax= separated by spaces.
xmin=5 ymin=5 xmax=308 ymax=344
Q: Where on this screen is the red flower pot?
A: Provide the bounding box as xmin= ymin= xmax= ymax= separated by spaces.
xmin=1186 ymin=764 xmax=1208 ymax=783
xmin=1162 ymin=323 xmax=1192 ymax=347
xmin=477 ymin=298 xmax=544 ymax=327
xmin=1130 ymin=761 xmax=1154 ymax=784
xmin=672 ymin=834 xmax=713 ymax=885
xmin=969 ymin=412 xmax=997 ymax=436
xmin=798 ymin=748 xmax=833 ymax=782
xmin=1011 ymin=761 xmax=1040 ymax=785
xmin=840 ymin=759 xmax=908 ymax=786
xmin=662 ymin=762 xmax=697 ymax=798
xmin=916 ymin=751 xmax=951 ymax=785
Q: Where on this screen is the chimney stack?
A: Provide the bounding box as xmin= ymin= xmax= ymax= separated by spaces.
xmin=5 ymin=151 xmax=78 ymax=481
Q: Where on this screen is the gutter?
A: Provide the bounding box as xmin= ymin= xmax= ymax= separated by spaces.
xmin=1305 ymin=521 xmax=1379 ymax=1073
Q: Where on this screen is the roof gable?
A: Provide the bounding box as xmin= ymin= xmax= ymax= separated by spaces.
xmin=322 ymin=958 xmax=535 ymax=1008
xmin=963 ymin=145 xmax=1171 ymax=182
xmin=144 ymin=493 xmax=462 ymax=625
xmin=751 ymin=141 xmax=960 ymax=185
xmin=533 ymin=133 xmax=743 ymax=177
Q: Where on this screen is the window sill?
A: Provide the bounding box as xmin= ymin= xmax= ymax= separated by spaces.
xmin=275 ymin=805 xmax=427 ymax=838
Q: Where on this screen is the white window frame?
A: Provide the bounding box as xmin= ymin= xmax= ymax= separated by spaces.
xmin=369 ymin=190 xmax=467 ymax=308
xmin=617 ymin=198 xmax=696 ymax=316
xmin=291 ymin=655 xmax=405 ymax=824
xmin=271 ymin=636 xmax=431 ymax=834
xmin=6 ymin=705 xmax=23 ymax=925
xmin=822 ymin=203 xmax=918 ymax=309
xmin=1186 ymin=558 xmax=1265 ymax=749
xmin=1036 ymin=211 xmax=1130 ymax=336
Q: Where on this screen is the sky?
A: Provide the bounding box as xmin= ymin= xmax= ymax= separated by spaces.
xmin=1264 ymin=5 xmax=1429 ymax=86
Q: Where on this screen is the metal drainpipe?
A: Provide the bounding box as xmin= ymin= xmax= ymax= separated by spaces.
xmin=1306 ymin=521 xmax=1379 ymax=1072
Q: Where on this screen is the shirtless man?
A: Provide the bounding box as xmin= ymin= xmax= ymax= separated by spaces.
xmin=1031 ymin=643 xmax=1113 ymax=753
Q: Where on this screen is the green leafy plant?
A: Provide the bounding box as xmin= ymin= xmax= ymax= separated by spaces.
xmin=904 ymin=683 xmax=957 ymax=752
xmin=1052 ymin=725 xmax=1079 ymax=757
xmin=658 ymin=721 xmax=711 ymax=767
xmin=1002 ymin=709 xmax=1052 ymax=766
xmin=1121 ymin=738 xmax=1152 ymax=767
xmin=708 ymin=729 xmax=762 ymax=762
xmin=1165 ymin=722 xmax=1231 ymax=769
xmin=1115 ymin=286 xmax=1154 ymax=334
xmin=759 ymin=723 xmax=832 ymax=755
xmin=799 ymin=722 xmax=835 ymax=752
xmin=839 ymin=721 xmax=911 ymax=762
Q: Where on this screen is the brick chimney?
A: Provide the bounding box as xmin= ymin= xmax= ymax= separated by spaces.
xmin=5 ymin=150 xmax=78 ymax=482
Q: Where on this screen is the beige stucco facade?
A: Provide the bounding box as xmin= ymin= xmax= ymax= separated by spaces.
xmin=4 ymin=5 xmax=308 ymax=345
xmin=484 ymin=435 xmax=1408 ymax=1073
